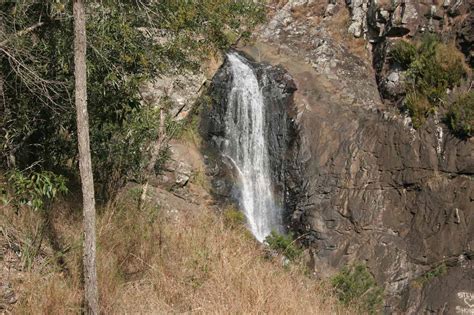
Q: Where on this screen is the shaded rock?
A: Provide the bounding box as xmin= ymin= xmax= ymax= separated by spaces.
xmin=152 ymin=140 xmax=205 ymax=189
xmin=456 ymin=9 xmax=474 ymax=67
xmin=202 ymin=51 xmax=297 ymax=224
xmin=382 ymin=69 xmax=406 ymax=99
xmin=140 ymin=73 xmax=206 ymax=121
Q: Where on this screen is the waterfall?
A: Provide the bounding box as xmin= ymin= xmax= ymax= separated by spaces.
xmin=223 ymin=52 xmax=282 ymax=242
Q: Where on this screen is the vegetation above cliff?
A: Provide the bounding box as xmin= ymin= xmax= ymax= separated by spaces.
xmin=446 ymin=91 xmax=474 ymax=138
xmin=390 ymin=35 xmax=472 ymax=135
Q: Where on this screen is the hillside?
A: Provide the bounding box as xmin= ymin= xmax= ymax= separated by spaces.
xmin=1 ymin=0 xmax=473 ymax=314
xmin=1 ymin=138 xmax=347 ymax=314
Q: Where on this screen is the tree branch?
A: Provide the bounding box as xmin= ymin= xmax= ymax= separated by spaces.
xmin=0 ymin=22 xmax=44 ymax=48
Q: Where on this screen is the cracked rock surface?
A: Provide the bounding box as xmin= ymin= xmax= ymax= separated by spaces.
xmin=232 ymin=0 xmax=473 ymax=312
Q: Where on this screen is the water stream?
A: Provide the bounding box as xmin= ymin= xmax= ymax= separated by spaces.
xmin=223 ymin=52 xmax=282 ymax=242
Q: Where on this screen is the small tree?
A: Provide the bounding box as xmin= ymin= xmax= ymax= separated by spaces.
xmin=73 ymin=0 xmax=98 ymax=313
xmin=331 ymin=263 xmax=384 ymax=314
xmin=265 ymin=230 xmax=302 ymax=261
xmin=7 ymin=169 xmax=68 ymax=269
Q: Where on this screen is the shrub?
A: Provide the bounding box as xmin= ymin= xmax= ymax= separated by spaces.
xmin=5 ymin=169 xmax=68 ymax=269
xmin=223 ymin=206 xmax=246 ymax=228
xmin=404 ymin=91 xmax=433 ymax=129
xmin=416 ymin=264 xmax=447 ymax=285
xmin=409 ymin=35 xmax=466 ymax=98
xmin=407 ymin=41 xmax=466 ymax=104
xmin=7 ymin=169 xmax=68 ymax=211
xmin=264 ymin=230 xmax=302 ymax=261
xmin=331 ymin=263 xmax=384 ymax=314
xmin=390 ymin=40 xmax=417 ymax=68
xmin=446 ymin=91 xmax=474 ymax=138
xmin=390 ymin=35 xmax=469 ymax=129
xmin=435 ymin=44 xmax=468 ymax=87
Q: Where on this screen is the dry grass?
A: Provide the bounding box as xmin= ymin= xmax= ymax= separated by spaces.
xmin=290 ymin=1 xmax=326 ymax=20
xmin=2 ymin=187 xmax=348 ymax=314
xmin=1 ymin=204 xmax=82 ymax=315
xmin=325 ymin=7 xmax=369 ymax=59
xmin=265 ymin=0 xmax=290 ymax=10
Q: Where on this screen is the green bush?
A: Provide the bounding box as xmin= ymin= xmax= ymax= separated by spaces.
xmin=446 ymin=92 xmax=474 ymax=138
xmin=390 ymin=40 xmax=417 ymax=68
xmin=416 ymin=264 xmax=447 ymax=285
xmin=390 ymin=35 xmax=469 ymax=129
xmin=404 ymin=91 xmax=433 ymax=129
xmin=223 ymin=207 xmax=246 ymax=229
xmin=7 ymin=169 xmax=68 ymax=211
xmin=264 ymin=230 xmax=302 ymax=261
xmin=331 ymin=263 xmax=384 ymax=314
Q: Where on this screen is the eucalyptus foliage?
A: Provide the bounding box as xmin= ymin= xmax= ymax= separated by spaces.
xmin=7 ymin=169 xmax=68 ymax=211
xmin=0 ymin=0 xmax=264 ymax=199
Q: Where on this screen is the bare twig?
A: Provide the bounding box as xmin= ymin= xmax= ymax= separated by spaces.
xmin=139 ymin=109 xmax=167 ymax=210
xmin=0 ymin=22 xmax=44 ymax=47
xmin=0 ymin=46 xmax=68 ymax=111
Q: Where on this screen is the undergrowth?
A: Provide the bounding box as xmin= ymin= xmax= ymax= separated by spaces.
xmin=1 ymin=187 xmax=350 ymax=314
xmin=222 ymin=205 xmax=246 ymax=229
xmin=265 ymin=230 xmax=303 ymax=262
xmin=331 ymin=263 xmax=384 ymax=314
xmin=445 ymin=91 xmax=474 ymax=138
xmin=390 ymin=34 xmax=471 ymax=131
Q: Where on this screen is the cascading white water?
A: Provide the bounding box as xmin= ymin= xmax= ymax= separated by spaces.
xmin=224 ymin=52 xmax=282 ymax=242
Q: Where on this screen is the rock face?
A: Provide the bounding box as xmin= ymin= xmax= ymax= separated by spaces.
xmin=140 ymin=73 xmax=206 ymax=121
xmin=201 ymin=52 xmax=297 ymax=224
xmin=346 ymin=0 xmax=474 ymax=98
xmin=202 ymin=0 xmax=474 ymax=313
xmin=348 ymin=0 xmax=472 ymax=42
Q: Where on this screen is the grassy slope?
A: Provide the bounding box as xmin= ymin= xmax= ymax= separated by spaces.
xmin=1 ymin=176 xmax=347 ymax=314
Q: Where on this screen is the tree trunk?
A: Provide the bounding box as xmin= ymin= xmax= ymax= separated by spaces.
xmin=73 ymin=1 xmax=99 ymax=314
xmin=0 ymin=15 xmax=10 ymax=167
xmin=139 ymin=109 xmax=166 ymax=210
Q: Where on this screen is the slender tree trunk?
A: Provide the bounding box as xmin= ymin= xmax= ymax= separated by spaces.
xmin=73 ymin=1 xmax=99 ymax=314
xmin=0 ymin=15 xmax=10 ymax=167
xmin=139 ymin=109 xmax=166 ymax=210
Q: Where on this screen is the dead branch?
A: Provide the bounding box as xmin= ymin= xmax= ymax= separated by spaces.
xmin=0 ymin=22 xmax=44 ymax=48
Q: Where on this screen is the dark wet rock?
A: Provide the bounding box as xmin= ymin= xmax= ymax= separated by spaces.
xmin=201 ymin=52 xmax=297 ymax=223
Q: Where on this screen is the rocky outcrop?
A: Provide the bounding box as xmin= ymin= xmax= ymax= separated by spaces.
xmin=140 ymin=73 xmax=206 ymax=121
xmin=347 ymin=0 xmax=472 ymax=42
xmin=345 ymin=0 xmax=474 ymax=99
xmin=223 ymin=0 xmax=474 ymax=313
